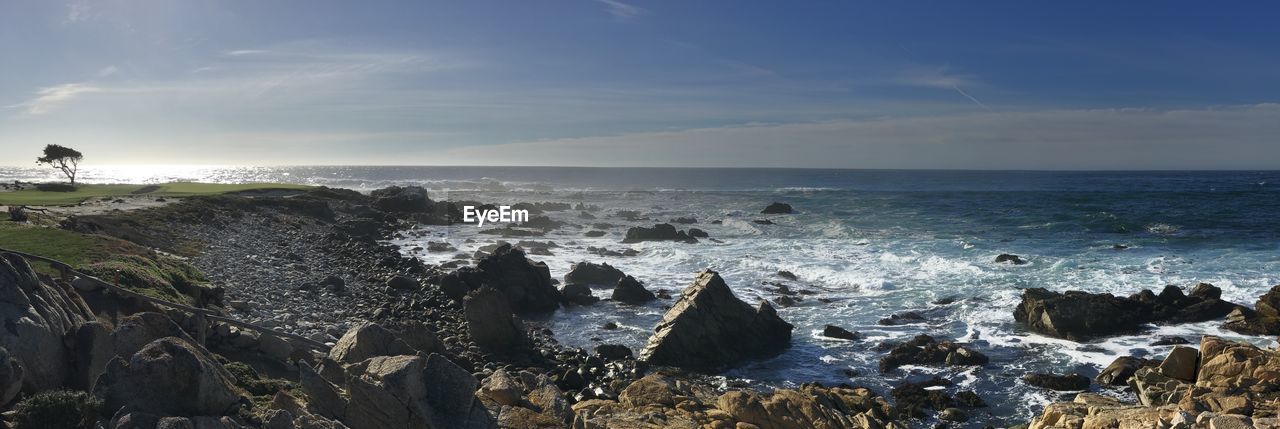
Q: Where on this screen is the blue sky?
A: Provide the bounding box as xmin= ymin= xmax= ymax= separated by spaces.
xmin=3 ymin=1 xmax=1280 ymax=168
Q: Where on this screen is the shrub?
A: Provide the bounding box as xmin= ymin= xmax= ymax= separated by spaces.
xmin=34 ymin=183 xmax=77 ymax=192
xmin=9 ymin=390 xmax=101 ymax=429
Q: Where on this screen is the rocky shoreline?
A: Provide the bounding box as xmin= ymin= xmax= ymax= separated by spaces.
xmin=2 ymin=185 xmax=1279 ymax=428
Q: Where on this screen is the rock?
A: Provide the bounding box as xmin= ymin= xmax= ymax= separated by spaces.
xmin=321 ymin=276 xmax=345 ymax=292
xmin=258 ymin=334 xmax=295 ymax=363
xmin=69 ymin=321 xmax=114 ymax=391
xmin=611 ymin=275 xmax=655 ymax=305
xmin=370 ymin=185 xmax=432 ymax=213
xmin=0 ymin=252 xmax=95 ymax=393
xmin=426 ymin=242 xmax=456 ymax=252
xmin=891 ymin=377 xmax=954 ymax=417
xmin=328 ymin=323 xmax=416 ymax=365
xmin=479 ymin=369 xmax=522 ymax=407
xmin=1151 ymin=335 xmax=1191 ymax=346
xmin=1196 ymin=335 xmax=1280 ymax=392
xmin=939 ymin=407 xmax=968 ymax=422
xmin=594 ymin=344 xmax=633 ymax=361
xmin=452 ymin=244 xmax=561 ymax=313
xmin=384 ymin=320 xmax=444 ymax=356
xmin=687 ymin=228 xmax=708 ymax=238
xmin=93 ymin=337 xmax=244 ymax=417
xmin=1158 ymin=346 xmax=1199 ymax=382
xmin=1023 ymin=373 xmax=1090 ymax=391
xmin=879 ymin=334 xmax=988 ymax=372
xmin=639 ymin=270 xmax=793 ymax=372
xmin=776 ymin=271 xmax=798 ymax=281
xmin=1224 ymin=285 xmax=1280 ymax=335
xmin=564 ymin=262 xmax=625 ymax=286
xmin=343 ymin=353 xmax=495 ymax=429
xmin=299 ymin=362 xmax=346 ymax=420
xmin=820 ymin=325 xmax=860 ymax=341
xmin=112 ymin=312 xmax=197 ymax=359
xmin=1129 ymin=366 xmax=1191 ymax=407
xmin=0 ymin=347 xmax=23 ymax=405
xmin=877 ymin=311 xmax=926 ymax=325
xmin=760 ymin=202 xmax=793 ymax=214
xmin=622 ymin=224 xmax=697 ymax=244
xmin=386 ymin=275 xmax=418 ymax=290
xmin=1013 ymin=288 xmax=1149 ymax=341
xmin=464 ymin=287 xmax=528 ymax=356
xmin=995 ymin=254 xmax=1027 ymax=264
xmin=1097 ymin=356 xmax=1158 ymax=386
xmin=558 ymin=283 xmax=598 ymax=306
xmin=1136 ymin=284 xmax=1237 ymax=324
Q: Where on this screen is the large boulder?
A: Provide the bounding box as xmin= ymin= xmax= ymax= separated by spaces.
xmin=1133 ymin=283 xmax=1236 ymax=324
xmin=761 ymin=202 xmax=793 ymax=214
xmin=93 ymin=337 xmax=244 ymax=417
xmin=1224 ymin=285 xmax=1280 ymax=335
xmin=0 ymin=347 xmax=22 ymax=405
xmin=464 ymin=287 xmax=528 ymax=356
xmin=622 ymin=224 xmax=697 ymax=244
xmin=434 ymin=244 xmax=560 ymax=313
xmin=112 ymin=312 xmax=196 ymax=359
xmin=0 ymin=252 xmax=95 ymax=393
xmin=563 ymin=262 xmax=625 ymax=286
xmin=1014 ymin=288 xmax=1149 ymax=341
xmin=343 ymin=354 xmax=495 ymax=429
xmin=1023 ymin=373 xmax=1090 ymax=391
xmin=328 ymin=323 xmax=417 ymax=365
xmin=638 ymin=270 xmax=792 ymax=372
xmin=370 ymin=186 xmax=432 ymax=213
xmin=610 ymin=275 xmax=655 ymax=304
xmin=1097 ymin=356 xmax=1158 ymax=386
xmin=879 ymin=334 xmax=988 ymax=372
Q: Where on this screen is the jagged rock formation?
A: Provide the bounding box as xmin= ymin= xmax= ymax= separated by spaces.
xmin=0 ymin=252 xmax=95 ymax=395
xmin=563 ymin=262 xmax=625 ymax=286
xmin=611 ymin=275 xmax=655 ymax=304
xmin=93 ymin=337 xmax=244 ymax=417
xmin=1014 ymin=284 xmax=1238 ymax=341
xmin=622 ymin=224 xmax=698 ymax=244
xmin=1026 ymin=336 xmax=1280 ymax=428
xmin=432 ymin=244 xmax=561 ymax=313
xmin=639 ymin=269 xmax=792 ymax=372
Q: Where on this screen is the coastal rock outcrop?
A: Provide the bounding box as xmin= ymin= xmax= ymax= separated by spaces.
xmin=0 ymin=252 xmax=95 ymax=394
xmin=344 ymin=353 xmax=496 ymax=429
xmin=369 ymin=185 xmax=431 ymax=213
xmin=464 ymin=287 xmax=529 ymax=356
xmin=1014 ymin=283 xmax=1238 ymax=341
xmin=1027 ymin=335 xmax=1280 ymax=428
xmin=328 ymin=322 xmax=417 ymax=365
xmin=622 ymin=223 xmax=698 ymax=244
xmin=1023 ymin=373 xmax=1090 ymax=391
xmin=879 ymin=334 xmax=988 ymax=372
xmin=1224 ymin=284 xmax=1280 ymax=335
xmin=432 ymin=244 xmax=561 ymax=313
xmin=761 ymin=202 xmax=793 ymax=214
xmin=563 ymin=262 xmax=625 ymax=286
xmin=611 ymin=275 xmax=655 ymax=304
xmin=93 ymin=337 xmax=244 ymax=417
xmin=639 ymin=270 xmax=792 ymax=372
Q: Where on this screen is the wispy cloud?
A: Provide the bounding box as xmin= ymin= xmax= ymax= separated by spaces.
xmin=895 ymin=64 xmax=988 ymax=108
xmin=9 ymin=83 xmax=103 ymax=115
xmin=597 ymin=0 xmax=646 ymax=19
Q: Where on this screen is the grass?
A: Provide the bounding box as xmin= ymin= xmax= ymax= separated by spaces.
xmin=0 ymin=218 xmax=205 ymax=305
xmin=0 ymin=182 xmax=313 ymax=206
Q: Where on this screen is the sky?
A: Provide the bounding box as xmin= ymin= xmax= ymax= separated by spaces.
xmin=2 ymin=1 xmax=1280 ymax=169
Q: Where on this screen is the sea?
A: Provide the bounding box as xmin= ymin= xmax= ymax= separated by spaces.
xmin=5 ymin=165 xmax=1279 ymax=426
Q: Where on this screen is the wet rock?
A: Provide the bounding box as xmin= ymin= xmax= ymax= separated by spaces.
xmin=761 ymin=202 xmax=793 ymax=214
xmin=611 ymin=275 xmax=655 ymax=305
xmin=686 ymin=228 xmax=708 ymax=238
xmin=877 ymin=311 xmax=926 ymax=325
xmin=995 ymin=254 xmax=1027 ymax=265
xmin=1224 ymin=284 xmax=1280 ymax=335
xmin=426 ymin=242 xmax=456 ymax=252
xmin=1014 ymin=288 xmax=1150 ymax=341
xmin=939 ymin=407 xmax=968 ymax=422
xmin=94 ymin=337 xmax=244 ymax=417
xmin=622 ymin=224 xmax=698 ymax=244
xmin=1151 ymin=335 xmax=1190 ymax=346
xmin=879 ymin=334 xmax=988 ymax=372
xmin=954 ymin=391 xmax=986 ymax=408
xmin=558 ymin=283 xmax=599 ymax=306
xmin=776 ymin=270 xmax=798 ymax=281
xmin=464 ymin=287 xmax=528 ymax=356
xmin=564 ymin=262 xmax=625 ymax=286
xmin=1023 ymin=373 xmax=1090 ymax=391
xmin=891 ymin=377 xmax=954 ymax=417
xmin=369 ymin=185 xmax=432 ymax=213
xmin=432 ymin=244 xmax=561 ymax=313
xmin=594 ymin=344 xmax=633 ymax=361
xmin=639 ymin=270 xmax=793 ymax=372
xmin=1134 ymin=283 xmax=1237 ymax=324
xmin=820 ymin=325 xmax=860 ymax=341
xmin=584 ymin=230 xmax=606 ymax=237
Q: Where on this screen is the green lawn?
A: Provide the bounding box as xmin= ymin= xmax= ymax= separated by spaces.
xmin=0 ymin=182 xmax=313 ymax=206
xmin=0 ymin=220 xmax=207 ymax=305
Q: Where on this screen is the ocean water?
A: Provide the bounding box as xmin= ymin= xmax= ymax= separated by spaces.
xmin=6 ymin=165 xmax=1280 ymax=426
